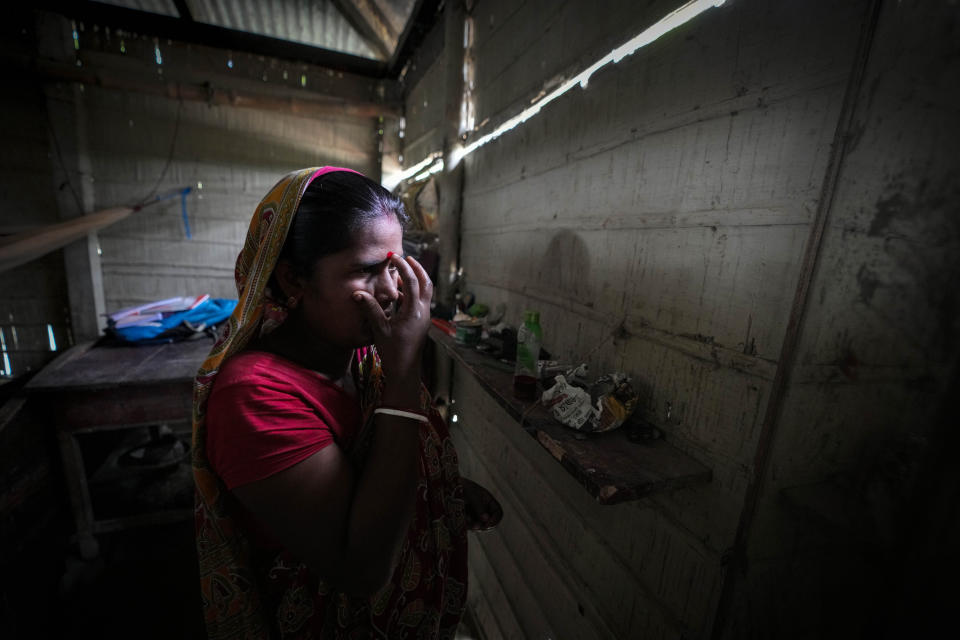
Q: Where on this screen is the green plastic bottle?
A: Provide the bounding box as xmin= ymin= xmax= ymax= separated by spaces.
xmin=513 ymin=310 xmax=542 ymax=400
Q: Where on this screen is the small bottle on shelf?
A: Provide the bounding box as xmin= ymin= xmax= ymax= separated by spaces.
xmin=513 ymin=310 xmax=542 ymax=400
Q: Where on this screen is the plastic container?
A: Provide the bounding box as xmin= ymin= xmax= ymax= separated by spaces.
xmin=513 ymin=310 xmax=542 ymax=400
xmin=454 ymin=319 xmax=483 ymax=346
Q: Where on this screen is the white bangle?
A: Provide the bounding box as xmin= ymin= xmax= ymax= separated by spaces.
xmin=373 ymin=407 xmax=429 ymax=423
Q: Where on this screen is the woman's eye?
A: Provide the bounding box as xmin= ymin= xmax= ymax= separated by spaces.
xmin=357 ymin=259 xmax=400 ymax=276
xmin=358 ymin=264 xmax=396 ymax=276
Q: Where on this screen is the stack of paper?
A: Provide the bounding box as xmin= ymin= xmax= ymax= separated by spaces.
xmin=106 ymin=295 xmax=211 ymax=328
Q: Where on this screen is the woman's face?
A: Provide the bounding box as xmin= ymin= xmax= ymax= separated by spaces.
xmin=298 ymin=213 xmax=404 ymax=349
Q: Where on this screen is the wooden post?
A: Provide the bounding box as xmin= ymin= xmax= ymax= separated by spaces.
xmin=40 ymin=15 xmax=108 ymax=342
xmin=426 ymin=0 xmax=467 ymax=412
xmin=437 ymin=0 xmax=466 ymax=310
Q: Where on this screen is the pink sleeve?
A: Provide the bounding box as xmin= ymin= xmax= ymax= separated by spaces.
xmin=206 ymin=374 xmax=335 ymax=490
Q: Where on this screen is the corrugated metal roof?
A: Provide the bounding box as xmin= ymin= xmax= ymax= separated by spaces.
xmin=92 ymin=0 xmax=179 ymax=17
xmin=89 ymin=0 xmax=418 ymax=62
xmin=191 ymin=0 xmax=376 ymax=59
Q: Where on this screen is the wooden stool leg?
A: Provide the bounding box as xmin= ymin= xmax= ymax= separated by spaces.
xmin=57 ymin=430 xmax=99 ymax=559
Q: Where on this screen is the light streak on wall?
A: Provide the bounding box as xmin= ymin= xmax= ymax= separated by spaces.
xmin=385 ymin=0 xmax=725 ymax=189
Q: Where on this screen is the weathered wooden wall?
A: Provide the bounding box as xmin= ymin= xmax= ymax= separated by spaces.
xmin=0 ymin=19 xmax=72 ymax=377
xmin=451 ymin=0 xmax=854 ymax=636
xmin=86 ymin=89 xmax=379 ymax=312
xmin=727 ymin=1 xmax=960 ymax=636
xmin=403 ymin=0 xmax=957 ymax=637
xmin=6 ymin=9 xmax=393 ymax=337
xmin=74 ymin=37 xmax=386 ymax=313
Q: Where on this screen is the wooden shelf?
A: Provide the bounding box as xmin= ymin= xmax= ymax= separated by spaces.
xmin=429 ymin=327 xmax=712 ymax=505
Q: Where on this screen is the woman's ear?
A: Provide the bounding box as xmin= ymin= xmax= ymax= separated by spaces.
xmin=273 ymin=260 xmax=303 ymax=300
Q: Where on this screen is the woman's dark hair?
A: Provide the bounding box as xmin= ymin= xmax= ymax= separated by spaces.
xmin=279 ymin=170 xmax=408 ymax=278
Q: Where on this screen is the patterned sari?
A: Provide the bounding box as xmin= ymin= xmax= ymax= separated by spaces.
xmin=191 ymin=167 xmax=467 ymax=639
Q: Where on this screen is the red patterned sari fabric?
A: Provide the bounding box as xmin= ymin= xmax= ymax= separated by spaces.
xmin=191 ymin=167 xmax=467 ymax=639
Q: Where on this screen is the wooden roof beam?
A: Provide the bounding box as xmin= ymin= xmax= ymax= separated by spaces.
xmin=331 ymin=0 xmax=399 ymax=62
xmin=172 ymin=0 xmax=194 ymax=22
xmin=35 ymin=58 xmax=401 ymax=119
xmin=0 ymin=207 xmax=133 ymax=274
xmin=37 ymin=0 xmax=387 ymax=78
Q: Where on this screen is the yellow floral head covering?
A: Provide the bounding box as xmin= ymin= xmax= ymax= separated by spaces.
xmin=191 ymin=166 xmax=360 ymax=638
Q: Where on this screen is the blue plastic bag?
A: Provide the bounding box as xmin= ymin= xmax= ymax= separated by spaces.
xmin=111 ymin=298 xmax=237 ymax=344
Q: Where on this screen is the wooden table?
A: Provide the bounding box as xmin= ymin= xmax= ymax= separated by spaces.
xmin=24 ymin=338 xmax=213 ymax=557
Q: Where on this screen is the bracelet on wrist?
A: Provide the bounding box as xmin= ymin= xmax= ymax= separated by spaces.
xmin=374 ymin=407 xmax=429 ymax=424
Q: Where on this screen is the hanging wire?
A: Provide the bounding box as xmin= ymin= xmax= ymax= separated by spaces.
xmin=44 ymin=94 xmax=186 ymax=215
xmin=44 ymin=107 xmax=86 ymax=216
xmin=133 ymin=96 xmax=184 ymax=209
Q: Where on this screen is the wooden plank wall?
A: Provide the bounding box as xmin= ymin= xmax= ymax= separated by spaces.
xmin=17 ymin=10 xmax=389 ymax=319
xmin=3 ymin=11 xmax=387 ymax=366
xmin=402 ymin=0 xmax=885 ymax=637
xmin=2 ymin=7 xmax=397 ymax=361
xmin=0 ymin=64 xmax=72 ymax=377
xmin=732 ymin=1 xmax=960 ymax=636
xmin=83 ymin=89 xmax=379 ymax=311
xmin=402 ymin=21 xmax=447 ymax=169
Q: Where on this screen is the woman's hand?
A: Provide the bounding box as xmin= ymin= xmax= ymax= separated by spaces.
xmin=352 ymin=254 xmax=433 ymax=399
xmin=462 ymin=478 xmax=503 ymax=531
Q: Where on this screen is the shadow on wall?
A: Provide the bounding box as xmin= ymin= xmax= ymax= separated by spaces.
xmin=509 ymin=228 xmax=594 ymax=303
xmin=502 ymin=228 xmax=644 ymax=371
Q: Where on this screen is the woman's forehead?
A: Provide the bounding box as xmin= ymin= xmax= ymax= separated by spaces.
xmin=350 ymin=214 xmax=403 ymax=249
xmin=315 ymin=214 xmax=403 ymax=268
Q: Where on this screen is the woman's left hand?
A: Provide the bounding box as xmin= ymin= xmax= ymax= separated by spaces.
xmin=353 ymin=253 xmax=433 ymax=387
xmin=462 ymin=478 xmax=503 ymax=531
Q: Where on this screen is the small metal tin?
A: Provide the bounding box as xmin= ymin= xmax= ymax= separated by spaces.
xmin=454 ymin=319 xmax=483 ymax=346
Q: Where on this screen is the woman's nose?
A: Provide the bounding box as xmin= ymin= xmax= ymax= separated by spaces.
xmin=374 ymin=267 xmax=400 ymax=305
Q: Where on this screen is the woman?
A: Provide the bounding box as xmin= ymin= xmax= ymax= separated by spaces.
xmin=191 ymin=167 xmax=501 ymax=639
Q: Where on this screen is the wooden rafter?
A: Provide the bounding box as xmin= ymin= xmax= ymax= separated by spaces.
xmin=330 ymin=0 xmax=399 ymax=62
xmin=35 ymin=58 xmax=401 ymax=119
xmin=171 ymin=0 xmax=194 ymax=21
xmin=386 ymin=0 xmax=439 ymax=75
xmin=0 ymin=207 xmax=133 ymax=274
xmin=37 ymin=0 xmax=387 ymax=78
